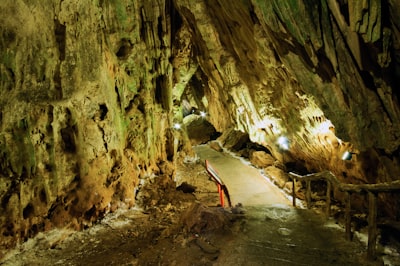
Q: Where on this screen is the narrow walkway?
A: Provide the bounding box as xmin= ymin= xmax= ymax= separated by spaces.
xmin=194 ymin=145 xmax=289 ymax=206
xmin=194 ymin=145 xmax=379 ymax=266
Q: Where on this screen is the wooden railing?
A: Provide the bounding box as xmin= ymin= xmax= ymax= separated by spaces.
xmin=288 ymin=171 xmax=400 ymax=260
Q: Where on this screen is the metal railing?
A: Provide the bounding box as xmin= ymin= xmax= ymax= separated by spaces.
xmin=289 ymin=171 xmax=400 ymax=260
xmin=205 ymin=160 xmax=232 ymax=207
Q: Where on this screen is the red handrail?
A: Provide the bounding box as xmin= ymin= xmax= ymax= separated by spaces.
xmin=205 ymin=160 xmax=232 ymax=207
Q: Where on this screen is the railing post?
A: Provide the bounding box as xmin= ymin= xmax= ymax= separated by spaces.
xmin=326 ymin=180 xmax=331 ymax=217
xmin=217 ymin=184 xmax=224 ymax=207
xmin=306 ymin=180 xmax=311 ymax=209
xmin=367 ymin=192 xmax=377 ymax=260
xmin=345 ymin=191 xmax=352 ymax=241
xmin=292 ymin=178 xmax=296 ymax=207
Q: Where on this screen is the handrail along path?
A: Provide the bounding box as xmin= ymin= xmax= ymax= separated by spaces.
xmin=289 ymin=170 xmax=400 ymax=260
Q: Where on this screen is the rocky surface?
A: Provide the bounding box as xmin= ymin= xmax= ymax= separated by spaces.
xmin=0 ymin=147 xmax=392 ymax=266
xmin=1 ymin=0 xmax=400 ymax=252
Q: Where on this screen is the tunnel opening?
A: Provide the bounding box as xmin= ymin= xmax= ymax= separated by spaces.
xmin=184 ymin=113 xmax=218 ymax=146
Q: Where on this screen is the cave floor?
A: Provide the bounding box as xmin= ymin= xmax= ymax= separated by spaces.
xmin=0 ymin=144 xmax=393 ymax=266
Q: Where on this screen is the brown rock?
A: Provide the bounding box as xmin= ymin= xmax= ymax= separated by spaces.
xmin=209 ymin=141 xmax=223 ymax=152
xmin=249 ymin=151 xmax=275 ymax=168
xmin=184 ymin=114 xmax=217 ymax=145
xmin=180 ymin=202 xmax=232 ymax=234
xmin=264 ymin=166 xmax=289 ymax=188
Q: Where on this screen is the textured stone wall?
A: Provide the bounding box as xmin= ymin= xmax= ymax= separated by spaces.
xmin=0 ymin=0 xmax=180 ymax=249
xmin=173 ymin=0 xmax=400 ymax=215
xmin=1 ymin=0 xmax=399 ymax=250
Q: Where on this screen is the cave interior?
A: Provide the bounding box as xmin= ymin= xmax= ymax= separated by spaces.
xmin=0 ymin=0 xmax=400 ymax=264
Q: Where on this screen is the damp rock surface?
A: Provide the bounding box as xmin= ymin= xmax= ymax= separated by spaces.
xmin=0 ymin=146 xmax=386 ymax=266
xmin=1 ymin=0 xmax=400 ymax=252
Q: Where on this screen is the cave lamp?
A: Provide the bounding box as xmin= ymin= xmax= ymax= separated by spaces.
xmin=277 ymin=136 xmax=290 ymax=151
xmin=341 ymin=151 xmax=352 ymax=160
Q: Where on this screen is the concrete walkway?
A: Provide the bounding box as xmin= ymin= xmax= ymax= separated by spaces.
xmin=194 ymin=145 xmax=290 ymax=206
xmin=194 ymin=145 xmax=380 ymax=266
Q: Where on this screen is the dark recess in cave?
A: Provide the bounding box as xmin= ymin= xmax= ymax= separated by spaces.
xmin=99 ymin=104 xmax=108 ymax=120
xmin=155 ymin=75 xmax=164 ymax=107
xmin=53 ymin=65 xmax=62 ymax=100
xmin=316 ymin=51 xmax=335 ymax=82
xmin=157 ymin=16 xmax=164 ymax=47
xmin=116 ymin=38 xmax=132 ymax=59
xmin=169 ymin=0 xmax=183 ymax=45
xmin=23 ymin=203 xmax=34 ymax=219
xmin=249 ymin=5 xmax=259 ymax=24
xmin=1 ymin=27 xmax=16 ymax=43
xmin=54 ymin=20 xmax=66 ymax=61
xmin=39 ymin=188 xmax=47 ymax=204
xmin=284 ymin=161 xmax=309 ymax=175
xmin=337 ymin=0 xmax=350 ymax=25
xmin=188 ymin=72 xmax=206 ymax=107
xmin=210 ymin=131 xmax=221 ymax=141
xmin=139 ymin=8 xmax=147 ymax=43
xmin=360 ymin=70 xmax=375 ymax=91
xmin=114 ymin=85 xmax=121 ymax=108
xmin=61 ymin=125 xmax=77 ymax=153
xmin=84 ymin=205 xmax=97 ymax=221
xmin=1 ymin=181 xmax=19 ymax=209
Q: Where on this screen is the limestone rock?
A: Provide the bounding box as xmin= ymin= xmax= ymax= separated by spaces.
xmin=217 ymin=129 xmax=249 ymax=151
xmin=180 ymin=202 xmax=234 ymax=234
xmin=1 ymin=0 xmax=400 ymax=251
xmin=249 ymin=151 xmax=275 ymax=168
xmin=183 ymin=114 xmax=217 ymax=145
xmin=209 ymin=141 xmax=223 ymax=152
xmin=264 ymin=166 xmax=289 ymax=189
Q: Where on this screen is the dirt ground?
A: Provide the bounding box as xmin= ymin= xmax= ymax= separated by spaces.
xmin=0 ymin=144 xmax=398 ymax=265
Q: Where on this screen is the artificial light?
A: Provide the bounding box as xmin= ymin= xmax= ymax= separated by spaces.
xmin=342 ymin=151 xmax=352 ymax=160
xmin=277 ymin=136 xmax=290 ymax=151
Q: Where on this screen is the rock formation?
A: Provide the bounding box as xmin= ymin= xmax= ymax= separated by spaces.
xmin=0 ymin=0 xmax=399 ymax=251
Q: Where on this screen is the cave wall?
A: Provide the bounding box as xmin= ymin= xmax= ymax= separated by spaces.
xmin=0 ymin=0 xmax=181 ymax=249
xmin=172 ymin=0 xmax=400 ymax=218
xmin=174 ymin=0 xmax=400 ymax=195
xmin=0 ymin=0 xmax=400 ymax=251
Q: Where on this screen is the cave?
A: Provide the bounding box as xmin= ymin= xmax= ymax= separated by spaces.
xmin=1 ymin=0 xmax=400 ymax=265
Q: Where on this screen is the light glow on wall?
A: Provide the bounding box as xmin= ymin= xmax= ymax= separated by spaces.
xmin=277 ymin=136 xmax=290 ymax=151
xmin=342 ymin=151 xmax=352 ymax=160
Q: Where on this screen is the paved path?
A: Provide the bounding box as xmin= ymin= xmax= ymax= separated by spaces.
xmin=194 ymin=145 xmax=290 ymax=206
xmin=194 ymin=145 xmax=379 ymax=266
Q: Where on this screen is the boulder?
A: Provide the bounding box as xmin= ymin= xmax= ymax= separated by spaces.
xmin=183 ymin=114 xmax=217 ymax=145
xmin=264 ymin=166 xmax=289 ymax=188
xmin=209 ymin=141 xmax=223 ymax=152
xmin=180 ymin=202 xmax=234 ymax=234
xmin=249 ymin=151 xmax=275 ymax=168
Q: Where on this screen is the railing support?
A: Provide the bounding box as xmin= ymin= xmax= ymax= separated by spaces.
xmin=292 ymin=180 xmax=296 ymax=207
xmin=345 ymin=191 xmax=352 ymax=241
xmin=288 ymin=171 xmax=400 ymax=261
xmin=306 ymin=180 xmax=312 ymax=209
xmin=326 ymin=181 xmax=331 ymax=217
xmin=205 ymin=160 xmax=232 ymax=207
xmin=217 ymin=184 xmax=225 ymax=207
